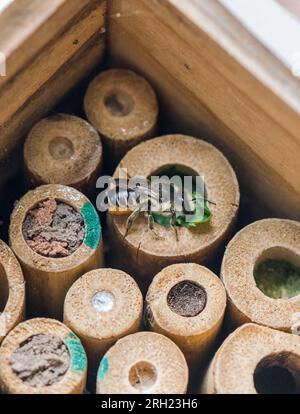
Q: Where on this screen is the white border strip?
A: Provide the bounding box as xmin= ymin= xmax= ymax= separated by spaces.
xmin=219 ymin=0 xmax=300 ymax=75
xmin=0 ymin=0 xmax=14 ymax=13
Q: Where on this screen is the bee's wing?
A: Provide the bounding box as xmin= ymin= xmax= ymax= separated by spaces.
xmin=114 ymin=178 xmax=129 ymax=189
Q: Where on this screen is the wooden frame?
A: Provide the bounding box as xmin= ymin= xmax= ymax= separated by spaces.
xmin=108 ymin=0 xmax=300 ymax=219
xmin=0 ymin=0 xmax=299 ymax=221
xmin=0 ymin=0 xmax=106 ymax=185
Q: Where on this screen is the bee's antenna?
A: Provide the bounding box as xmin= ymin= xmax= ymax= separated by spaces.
xmin=192 ymin=195 xmax=217 ymax=206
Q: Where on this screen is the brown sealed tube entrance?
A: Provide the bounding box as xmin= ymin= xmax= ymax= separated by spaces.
xmin=167 ymin=280 xmax=207 ymax=317
xmin=145 ymin=263 xmax=226 ymax=366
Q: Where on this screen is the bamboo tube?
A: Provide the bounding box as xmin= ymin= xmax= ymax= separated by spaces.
xmin=63 ymin=268 xmax=143 ymax=385
xmin=84 ymin=69 xmax=158 ymax=166
xmin=221 ymin=219 xmax=300 ymax=332
xmin=201 ymin=323 xmax=300 ymax=394
xmin=0 ymin=318 xmax=87 ymax=394
xmin=9 ymin=184 xmax=103 ymax=319
xmin=24 ymin=114 xmax=103 ymax=193
xmin=107 ymin=134 xmax=239 ymax=287
xmin=96 ymin=331 xmax=188 ymax=394
xmin=0 ymin=240 xmax=25 ymax=344
xmin=145 ymin=263 xmax=226 ymax=367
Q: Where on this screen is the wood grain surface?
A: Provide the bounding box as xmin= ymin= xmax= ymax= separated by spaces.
xmin=108 ymin=0 xmax=300 ymax=219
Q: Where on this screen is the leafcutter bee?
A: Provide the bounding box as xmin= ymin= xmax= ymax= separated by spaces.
xmin=106 ymin=175 xmax=209 ymax=241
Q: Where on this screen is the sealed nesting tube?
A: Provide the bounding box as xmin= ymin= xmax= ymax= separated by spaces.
xmin=64 ymin=268 xmax=143 ymax=385
xmin=24 ymin=114 xmax=103 ymax=193
xmin=221 ymin=219 xmax=300 ymax=332
xmin=145 ymin=263 xmax=226 ymax=367
xmin=0 ymin=240 xmax=25 ymax=344
xmin=201 ymin=323 xmax=300 ymax=394
xmin=107 ymin=134 xmax=239 ymax=287
xmin=9 ymin=184 xmax=103 ymax=319
xmin=84 ymin=69 xmax=158 ymax=166
xmin=96 ymin=331 xmax=188 ymax=394
xmin=0 ymin=318 xmax=87 ymax=394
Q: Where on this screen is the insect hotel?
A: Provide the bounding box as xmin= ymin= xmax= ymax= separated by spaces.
xmin=0 ymin=0 xmax=300 ymax=395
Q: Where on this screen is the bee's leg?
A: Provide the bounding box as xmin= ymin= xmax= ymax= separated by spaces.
xmin=124 ymin=206 xmax=141 ymax=238
xmin=146 ymin=213 xmax=161 ymax=239
xmin=145 ymin=198 xmax=160 ymax=239
xmin=170 ymin=206 xmax=179 ymax=242
xmin=169 ymin=187 xmax=179 ymax=241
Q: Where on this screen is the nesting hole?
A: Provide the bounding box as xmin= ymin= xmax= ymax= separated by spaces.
xmin=254 ymin=247 xmax=300 ymax=299
xmin=149 ymin=164 xmax=209 ymax=226
xmin=150 ymin=164 xmax=203 ymax=194
xmin=92 ymin=291 xmax=115 ymax=312
xmin=254 ymin=353 xmax=300 ymax=394
xmin=48 ymin=137 xmax=74 ymax=160
xmin=167 ymin=280 xmax=207 ymax=317
xmin=104 ymin=90 xmax=135 ymax=117
xmin=129 ymin=361 xmax=157 ymax=391
xmin=0 ymin=263 xmax=9 ymax=313
xmin=151 ymin=164 xmax=199 ymax=177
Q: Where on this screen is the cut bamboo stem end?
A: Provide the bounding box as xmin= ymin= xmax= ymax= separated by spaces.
xmin=24 ymin=114 xmax=103 ymax=193
xmin=201 ymin=323 xmax=300 ymax=394
xmin=84 ymin=69 xmax=158 ymax=166
xmin=108 ymin=134 xmax=239 ymax=286
xmin=145 ymin=263 xmax=226 ymax=367
xmin=0 ymin=318 xmax=87 ymax=394
xmin=0 ymin=240 xmax=25 ymax=344
xmin=221 ymin=219 xmax=300 ymax=332
xmin=96 ymin=331 xmax=189 ymax=394
xmin=63 ymin=268 xmax=143 ymax=384
xmin=9 ymin=184 xmax=103 ymax=319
